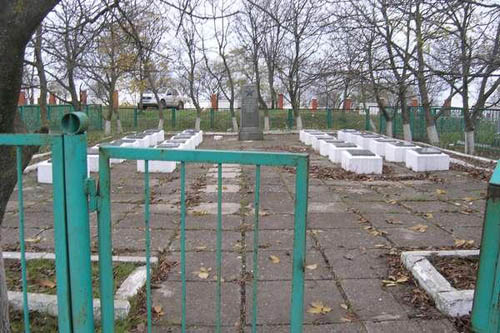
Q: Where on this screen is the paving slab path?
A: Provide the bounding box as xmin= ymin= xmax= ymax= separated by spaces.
xmin=4 ymin=133 xmax=486 ymax=332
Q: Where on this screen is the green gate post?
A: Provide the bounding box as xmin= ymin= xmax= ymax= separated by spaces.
xmin=210 ymin=108 xmax=215 ymax=129
xmin=61 ymin=112 xmax=95 ymax=331
xmin=287 ymin=109 xmax=294 ymax=129
xmin=326 ymin=109 xmax=333 ymax=129
xmin=171 ymin=108 xmax=176 ymax=128
xmin=134 ymin=108 xmax=138 ymax=130
xmin=471 ymin=165 xmax=500 ymax=333
xmin=365 ymin=109 xmax=370 ymax=131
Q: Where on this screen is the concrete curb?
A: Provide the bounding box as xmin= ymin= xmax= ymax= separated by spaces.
xmin=5 ymin=252 xmax=156 ymax=320
xmin=401 ymin=249 xmax=479 ymax=317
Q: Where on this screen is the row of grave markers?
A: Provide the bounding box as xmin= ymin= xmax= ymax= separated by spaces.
xmin=37 ymin=129 xmax=203 ymax=183
xmin=300 ymin=129 xmax=450 ymax=174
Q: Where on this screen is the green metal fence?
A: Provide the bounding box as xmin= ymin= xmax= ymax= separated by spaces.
xmin=97 ymin=146 xmax=310 ymax=332
xmin=0 ymin=132 xmax=83 ymax=332
xmin=378 ymin=107 xmax=500 ymax=158
xmin=18 ymin=104 xmax=103 ymax=132
xmin=0 ymin=112 xmax=310 ymax=332
xmin=471 ymin=162 xmax=500 ymax=332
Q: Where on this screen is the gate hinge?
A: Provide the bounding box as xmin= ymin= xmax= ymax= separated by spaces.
xmin=85 ymin=177 xmax=100 ymax=212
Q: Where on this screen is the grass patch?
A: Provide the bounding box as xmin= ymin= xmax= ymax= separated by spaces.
xmin=5 ymin=259 xmax=138 ymax=298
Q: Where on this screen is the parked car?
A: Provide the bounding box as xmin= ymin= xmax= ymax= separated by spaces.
xmin=139 ymin=89 xmax=187 ymax=110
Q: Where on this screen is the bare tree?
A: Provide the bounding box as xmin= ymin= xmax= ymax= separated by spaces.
xmin=201 ymin=0 xmax=239 ymax=132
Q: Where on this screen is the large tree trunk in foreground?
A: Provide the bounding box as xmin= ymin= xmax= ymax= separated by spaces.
xmin=0 ymin=2 xmax=60 ymax=329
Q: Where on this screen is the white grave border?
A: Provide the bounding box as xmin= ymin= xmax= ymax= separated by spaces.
xmin=4 ymin=251 xmax=158 ymax=320
xmin=401 ymin=249 xmax=478 ymax=317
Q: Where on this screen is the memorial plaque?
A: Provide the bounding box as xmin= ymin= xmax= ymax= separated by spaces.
xmin=144 ymin=129 xmax=162 ymax=134
xmin=375 ymin=138 xmax=397 ymax=143
xmin=333 ymin=142 xmax=357 ymax=148
xmin=126 ymin=134 xmax=148 ymax=139
xmin=361 ymin=134 xmax=381 ymax=138
xmin=169 ymin=138 xmax=188 ymax=143
xmin=239 ymin=85 xmax=263 ymax=140
xmin=346 ymin=149 xmax=375 ymax=156
xmin=324 ymin=139 xmax=344 ymax=143
xmin=173 ymin=134 xmax=192 ymax=139
xmin=394 ymin=142 xmax=417 ymax=147
xmin=157 ymin=143 xmax=180 ymax=149
xmin=414 ymin=148 xmax=442 ymax=155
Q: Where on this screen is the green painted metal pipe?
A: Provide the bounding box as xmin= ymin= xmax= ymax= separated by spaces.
xmin=290 ymin=157 xmax=309 ymax=333
xmin=51 ymin=136 xmax=73 ymax=332
xmin=100 ymin=147 xmax=307 ymax=167
xmin=63 ymin=134 xmax=95 ymax=331
xmin=471 ymin=165 xmax=500 ymax=333
xmin=97 ymin=149 xmax=115 ymax=332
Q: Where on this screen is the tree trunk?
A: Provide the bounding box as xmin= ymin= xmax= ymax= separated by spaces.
xmin=195 ymin=117 xmax=201 ymax=130
xmin=104 ymin=120 xmax=111 ymax=135
xmin=386 ymin=120 xmax=393 ymax=137
xmin=296 ymin=115 xmax=303 ymax=130
xmin=35 ymin=26 xmax=48 ymax=129
xmin=232 ymin=117 xmax=238 ymax=132
xmin=0 ymin=2 xmax=59 ymax=328
xmin=426 ymin=125 xmax=439 ymax=145
xmin=264 ymin=116 xmax=270 ymax=131
xmin=403 ymin=124 xmax=412 ymax=141
xmin=464 ymin=130 xmax=475 ymax=155
xmin=158 ymin=118 xmax=164 ymax=130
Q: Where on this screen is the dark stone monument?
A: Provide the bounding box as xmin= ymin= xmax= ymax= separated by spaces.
xmin=239 ymin=85 xmax=263 ymax=141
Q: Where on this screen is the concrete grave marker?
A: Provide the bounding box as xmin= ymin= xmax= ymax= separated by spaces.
xmin=341 ymin=149 xmax=383 ymax=174
xmin=239 ymin=85 xmax=263 ymax=140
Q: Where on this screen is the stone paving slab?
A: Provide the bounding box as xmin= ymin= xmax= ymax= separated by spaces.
xmin=342 ymin=279 xmax=410 ymax=321
xmin=245 ymin=280 xmax=347 ymax=325
xmin=244 ymin=248 xmax=331 ymax=281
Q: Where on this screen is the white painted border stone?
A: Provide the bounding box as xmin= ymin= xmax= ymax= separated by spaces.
xmin=401 ymin=250 xmax=479 ymax=317
xmin=5 ymin=252 xmax=157 ymax=320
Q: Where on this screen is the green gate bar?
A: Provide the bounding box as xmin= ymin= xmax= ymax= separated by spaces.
xmin=0 ymin=133 xmax=72 ymax=332
xmin=251 ymin=165 xmax=261 ymax=333
xmin=16 ymin=147 xmax=30 ymax=332
xmin=144 ymin=160 xmax=153 ymax=332
xmin=97 ymin=147 xmax=309 ymax=332
xmin=471 ymin=162 xmax=500 ymax=332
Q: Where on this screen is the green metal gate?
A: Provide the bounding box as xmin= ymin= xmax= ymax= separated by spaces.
xmin=0 ymin=112 xmax=310 ymax=332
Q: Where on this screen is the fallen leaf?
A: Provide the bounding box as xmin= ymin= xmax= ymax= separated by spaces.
xmin=307 ymin=301 xmax=332 ymax=315
xmin=194 ymin=246 xmax=207 ymax=251
xmin=38 ymin=280 xmax=56 ymax=289
xmin=396 ymin=276 xmax=409 ymax=283
xmin=409 ymin=224 xmax=428 ymax=233
xmin=153 ymin=305 xmax=164 ymax=316
xmin=25 ymin=236 xmax=41 ymax=243
xmin=436 ymin=189 xmax=447 ymax=195
xmin=422 ymin=213 xmax=433 ymax=219
xmin=192 ymin=210 xmax=209 ymax=216
xmin=374 ymin=244 xmax=387 ymax=248
xmin=387 ymin=200 xmax=398 ymax=205
xmin=340 ymin=303 xmax=349 ymax=310
xmin=382 ymin=280 xmax=397 ymax=287
xmin=385 ymin=218 xmax=402 ymax=225
xmin=454 ymin=239 xmax=475 ymax=248
xmin=306 ymin=264 xmax=318 ymax=270
xmin=269 ymin=255 xmax=280 ymax=264
xmin=194 ymin=267 xmax=211 ymax=279
xmin=463 ymin=197 xmax=475 ymax=202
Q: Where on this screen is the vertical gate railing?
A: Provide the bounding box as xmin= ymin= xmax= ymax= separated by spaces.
xmin=0 ymin=111 xmax=95 ymax=332
xmin=97 ymin=147 xmax=309 ymax=332
xmin=471 ymin=162 xmax=500 ymax=333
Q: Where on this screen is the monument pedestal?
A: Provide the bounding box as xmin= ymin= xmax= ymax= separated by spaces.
xmin=239 ymin=85 xmax=263 ymax=141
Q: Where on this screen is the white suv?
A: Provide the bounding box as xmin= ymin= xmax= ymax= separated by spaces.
xmin=140 ymin=89 xmax=187 ymax=110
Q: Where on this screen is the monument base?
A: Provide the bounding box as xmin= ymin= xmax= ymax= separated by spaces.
xmin=239 ymin=127 xmax=263 ymax=141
